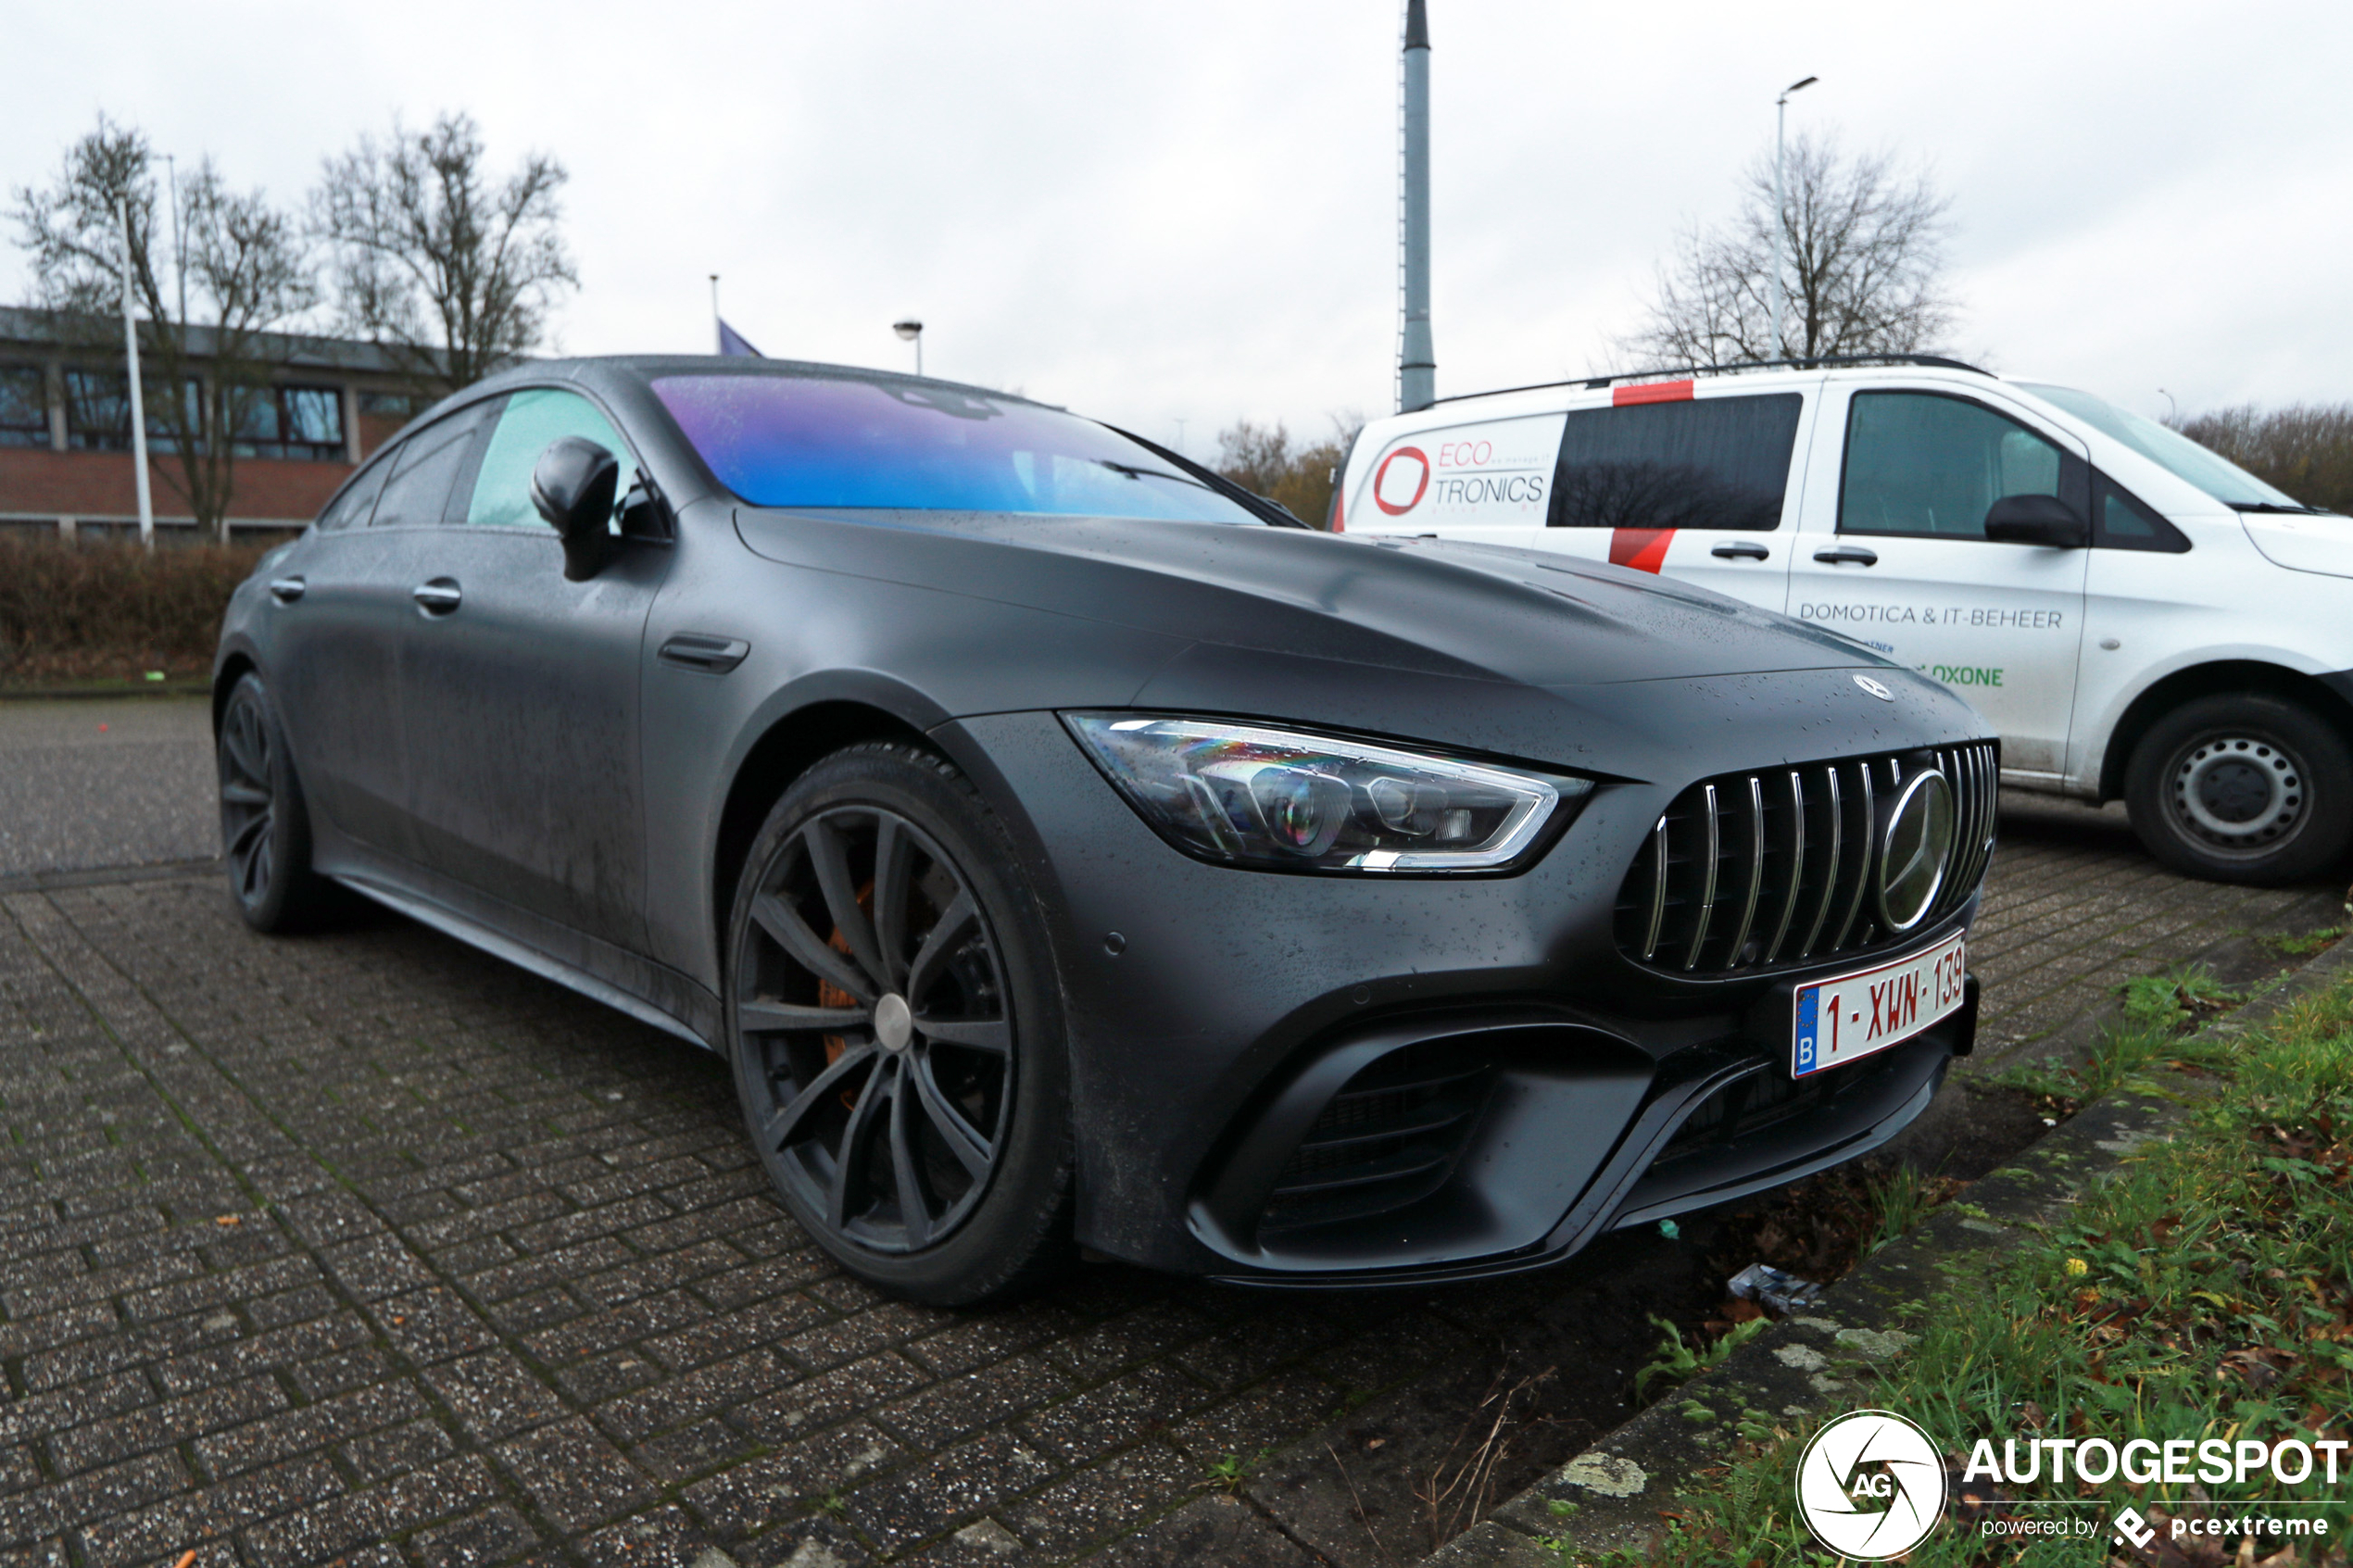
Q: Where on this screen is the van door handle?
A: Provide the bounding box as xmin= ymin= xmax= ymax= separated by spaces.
xmin=267 ymin=576 xmax=306 ymax=603
xmin=412 ymin=579 xmax=463 ymax=614
xmin=1812 ymin=546 xmax=1880 ymax=567
xmin=1710 ymin=542 xmax=1770 ymax=561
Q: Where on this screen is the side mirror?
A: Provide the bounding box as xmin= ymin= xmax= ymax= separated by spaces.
xmin=1983 ymin=494 xmax=2087 ymax=548
xmin=531 ymin=437 xmax=621 ymax=581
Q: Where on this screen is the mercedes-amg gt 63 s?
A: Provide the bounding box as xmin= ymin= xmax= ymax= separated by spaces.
xmin=215 ymin=358 xmax=1996 ymax=1304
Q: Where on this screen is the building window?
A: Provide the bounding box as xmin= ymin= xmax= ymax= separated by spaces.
xmin=359 ymin=391 xmax=432 ymax=420
xmin=0 ymin=366 xmax=46 ymax=448
xmin=63 ymin=370 xmax=204 ymax=453
xmin=233 ymin=384 xmax=347 ymax=461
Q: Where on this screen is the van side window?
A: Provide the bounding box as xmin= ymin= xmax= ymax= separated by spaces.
xmin=1840 ymin=392 xmax=2086 ymax=540
xmin=1547 ymin=393 xmax=1801 ymax=531
xmin=2093 ymin=471 xmax=2191 ymax=553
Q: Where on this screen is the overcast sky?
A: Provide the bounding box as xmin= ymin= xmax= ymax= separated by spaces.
xmin=10 ymin=1 xmax=2351 ymax=453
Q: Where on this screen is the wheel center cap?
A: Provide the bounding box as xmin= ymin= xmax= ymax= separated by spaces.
xmin=875 ymin=993 xmax=913 ymax=1053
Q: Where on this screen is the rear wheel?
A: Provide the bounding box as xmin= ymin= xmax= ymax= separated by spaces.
xmin=724 ymin=743 xmax=1073 ymax=1305
xmin=217 ymin=671 xmax=334 ymax=931
xmin=2124 ymin=692 xmax=2353 ymax=884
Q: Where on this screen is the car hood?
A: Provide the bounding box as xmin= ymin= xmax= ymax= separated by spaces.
xmin=2241 ymin=510 xmax=2353 ymax=580
xmin=734 ymin=508 xmax=1892 ymax=689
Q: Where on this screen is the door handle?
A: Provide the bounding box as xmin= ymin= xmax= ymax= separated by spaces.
xmin=412 ymin=579 xmax=463 ymax=614
xmin=658 ymin=633 xmax=751 ymax=673
xmin=267 ymin=577 xmax=306 ymax=603
xmin=1812 ymin=546 xmax=1880 ymax=567
xmin=1710 ymin=542 xmax=1770 ymax=561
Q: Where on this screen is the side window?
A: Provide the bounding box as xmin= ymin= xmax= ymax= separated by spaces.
xmin=2093 ymin=471 xmax=2191 ymax=553
xmin=1548 ymin=393 xmax=1802 ymax=531
xmin=1840 ymin=392 xmax=2082 ymax=539
xmin=465 ymin=389 xmax=639 ymax=530
xmin=315 ymin=457 xmax=392 ymax=533
xmin=371 ymin=405 xmax=494 ymax=528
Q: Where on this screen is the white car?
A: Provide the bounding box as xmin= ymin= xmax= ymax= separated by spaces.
xmin=1337 ymin=356 xmax=2353 ymax=884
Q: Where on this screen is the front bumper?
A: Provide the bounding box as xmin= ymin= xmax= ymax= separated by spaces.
xmin=942 ymin=709 xmax=1980 ymax=1282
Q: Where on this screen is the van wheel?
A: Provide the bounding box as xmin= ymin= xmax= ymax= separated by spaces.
xmin=2124 ymin=693 xmax=2353 ymax=885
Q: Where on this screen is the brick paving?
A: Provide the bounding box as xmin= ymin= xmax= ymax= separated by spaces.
xmin=0 ymin=786 xmax=2340 ymax=1568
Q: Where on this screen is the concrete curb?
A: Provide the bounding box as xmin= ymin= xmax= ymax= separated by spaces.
xmin=1423 ymin=936 xmax=2353 ymax=1566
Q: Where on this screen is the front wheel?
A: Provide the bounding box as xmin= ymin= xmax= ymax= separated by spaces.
xmin=724 ymin=742 xmax=1074 ymax=1306
xmin=2124 ymin=692 xmax=2353 ymax=885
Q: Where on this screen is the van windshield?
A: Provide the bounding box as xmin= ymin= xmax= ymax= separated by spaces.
xmin=654 ymin=372 xmax=1263 ymax=523
xmin=2021 ymin=383 xmax=2304 ymax=510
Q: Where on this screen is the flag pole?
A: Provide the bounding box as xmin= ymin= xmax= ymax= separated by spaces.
xmin=118 ymin=194 xmax=155 ymax=551
xmin=710 ymin=275 xmax=721 ymax=354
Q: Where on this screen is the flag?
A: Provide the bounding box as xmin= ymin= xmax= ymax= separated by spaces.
xmin=717 ymin=319 xmax=763 ymax=358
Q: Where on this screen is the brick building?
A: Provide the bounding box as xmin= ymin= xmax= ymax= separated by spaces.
xmin=0 ymin=306 xmax=443 ymax=546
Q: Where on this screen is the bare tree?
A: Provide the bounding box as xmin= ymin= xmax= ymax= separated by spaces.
xmin=11 ymin=117 xmax=318 ymax=540
xmin=312 ymin=112 xmax=576 ymax=397
xmin=2176 ymin=404 xmax=2353 ymax=516
xmin=1215 ymin=413 xmax=1365 ymax=528
xmin=1620 ymin=133 xmax=1957 ymax=369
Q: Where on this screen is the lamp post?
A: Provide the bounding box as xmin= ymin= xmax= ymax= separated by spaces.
xmin=1770 ymin=74 xmax=1818 ymax=361
xmin=117 ymin=194 xmax=155 ymax=551
xmin=892 ymin=319 xmax=924 ymax=377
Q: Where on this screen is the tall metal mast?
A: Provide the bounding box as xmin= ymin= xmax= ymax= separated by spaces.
xmin=1397 ymin=0 xmax=1434 ymax=412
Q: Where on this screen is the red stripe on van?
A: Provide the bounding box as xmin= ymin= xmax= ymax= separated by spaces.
xmin=1613 ymin=380 xmax=1694 ymax=407
xmin=1609 ymin=528 xmax=1675 ymax=573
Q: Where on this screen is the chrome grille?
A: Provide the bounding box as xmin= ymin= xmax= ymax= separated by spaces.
xmin=1614 ymin=741 xmax=1997 ymax=976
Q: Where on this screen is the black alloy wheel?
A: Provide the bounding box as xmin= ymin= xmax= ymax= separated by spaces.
xmin=216 ymin=671 xmax=330 ymax=932
xmin=2126 ymin=692 xmax=2353 ymax=885
xmin=727 ymin=744 xmax=1071 ymax=1304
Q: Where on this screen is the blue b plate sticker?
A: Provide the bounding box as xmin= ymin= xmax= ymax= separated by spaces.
xmin=1793 ymin=932 xmax=1968 ymax=1079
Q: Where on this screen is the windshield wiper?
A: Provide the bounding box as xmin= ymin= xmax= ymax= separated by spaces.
xmin=2229 ymin=500 xmax=2324 ymax=514
xmin=1097 ymin=459 xmax=1213 ymax=491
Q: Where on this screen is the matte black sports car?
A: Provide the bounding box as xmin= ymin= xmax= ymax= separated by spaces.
xmin=215 ymin=357 xmax=1995 ymax=1304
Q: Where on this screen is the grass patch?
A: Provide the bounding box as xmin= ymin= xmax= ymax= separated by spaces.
xmin=2263 ymin=928 xmax=2347 ymax=960
xmin=1996 ymin=964 xmax=2241 ymax=1118
xmin=1545 ymin=975 xmax=2353 ymax=1565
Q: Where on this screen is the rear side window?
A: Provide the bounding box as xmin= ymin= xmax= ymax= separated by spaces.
xmin=1841 ymin=392 xmax=2084 ymax=540
xmin=1547 ymin=394 xmax=1801 ymax=532
xmin=315 ymin=458 xmax=391 ymax=532
xmin=465 ymin=389 xmax=639 ymax=530
xmin=370 ymin=405 xmax=492 ymax=529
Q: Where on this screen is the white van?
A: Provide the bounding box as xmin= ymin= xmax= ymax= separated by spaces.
xmin=1337 ymin=357 xmax=2353 ymax=884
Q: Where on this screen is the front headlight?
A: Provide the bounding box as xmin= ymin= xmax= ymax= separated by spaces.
xmin=1063 ymin=713 xmax=1592 ymax=873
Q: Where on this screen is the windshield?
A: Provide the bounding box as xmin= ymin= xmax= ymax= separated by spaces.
xmin=2020 ymin=383 xmax=2304 ymax=509
xmin=653 ymin=372 xmax=1261 ymax=523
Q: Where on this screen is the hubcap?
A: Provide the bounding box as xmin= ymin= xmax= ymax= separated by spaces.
xmin=217 ymin=691 xmax=277 ymax=909
xmin=734 ymin=806 xmax=1013 ymax=1255
xmin=2170 ymin=734 xmax=2303 ymax=849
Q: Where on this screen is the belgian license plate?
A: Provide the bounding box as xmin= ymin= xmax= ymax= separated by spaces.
xmin=1793 ymin=933 xmax=1968 ymax=1078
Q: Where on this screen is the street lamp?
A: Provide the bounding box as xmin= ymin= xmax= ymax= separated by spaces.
xmin=1770 ymin=74 xmax=1818 ymax=362
xmin=892 ymin=319 xmax=924 ymax=376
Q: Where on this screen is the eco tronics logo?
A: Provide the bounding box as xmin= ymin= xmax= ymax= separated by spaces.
xmin=1795 ymin=1410 xmax=1949 ymax=1561
xmin=1372 ymin=446 xmax=1429 ymax=515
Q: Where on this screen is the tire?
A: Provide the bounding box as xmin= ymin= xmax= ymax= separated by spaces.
xmin=216 ymin=671 xmax=335 ymax=932
xmin=2124 ymin=692 xmax=2353 ymax=885
xmin=724 ymin=742 xmax=1074 ymax=1306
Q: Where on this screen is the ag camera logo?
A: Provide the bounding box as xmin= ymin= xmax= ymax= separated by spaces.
xmin=1795 ymin=1410 xmax=1949 ymax=1560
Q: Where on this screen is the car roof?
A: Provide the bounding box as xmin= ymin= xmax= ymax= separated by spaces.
xmin=472 ymin=355 xmax=1055 ymax=412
